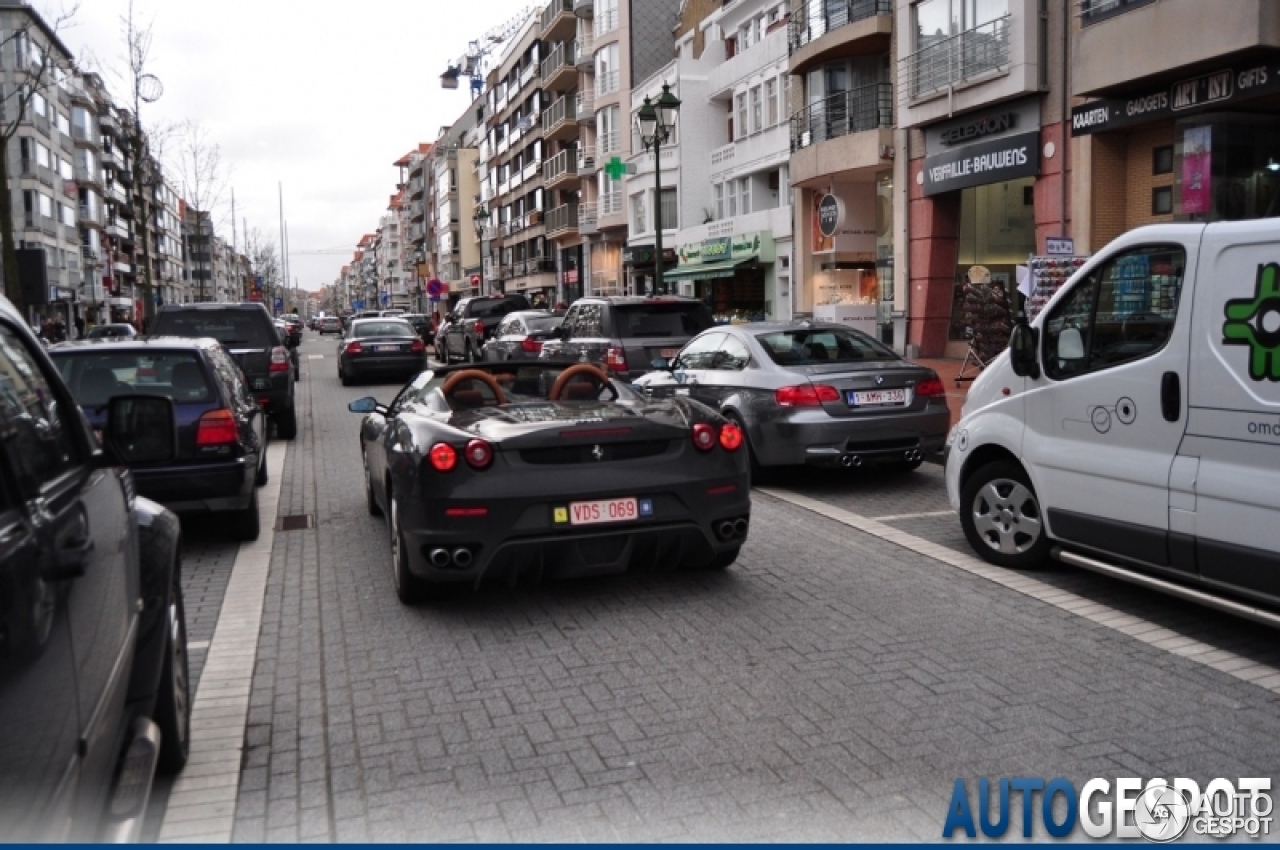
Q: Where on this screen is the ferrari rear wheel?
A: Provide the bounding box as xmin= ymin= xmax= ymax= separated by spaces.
xmin=390 ymin=493 xmax=427 ymax=604
xmin=724 ymin=413 xmax=765 ymax=484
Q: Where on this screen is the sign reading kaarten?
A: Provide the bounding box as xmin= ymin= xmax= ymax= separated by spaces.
xmin=922 ymin=130 xmax=1040 ymax=197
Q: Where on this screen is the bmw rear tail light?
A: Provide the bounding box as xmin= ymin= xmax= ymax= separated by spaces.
xmin=345 ymin=341 xmax=363 ymax=354
xmin=410 ymin=338 xmax=426 ymax=353
xmin=196 ymin=409 xmax=239 ymax=447
xmin=605 ymin=347 xmax=628 ymax=374
xmin=916 ymin=377 xmax=946 ymax=398
xmin=719 ymin=423 xmax=743 ymax=451
xmin=269 ymin=345 xmax=291 ymax=372
xmin=428 ymin=442 xmax=457 ymax=472
xmin=521 ymin=337 xmax=543 ymax=353
xmin=691 ymin=423 xmax=717 ymax=452
xmin=463 ymin=439 xmax=494 ymax=470
xmin=774 ymin=384 xmax=839 ymax=407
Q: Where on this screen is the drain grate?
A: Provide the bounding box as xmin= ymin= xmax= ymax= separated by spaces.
xmin=276 ymin=514 xmax=314 ymax=531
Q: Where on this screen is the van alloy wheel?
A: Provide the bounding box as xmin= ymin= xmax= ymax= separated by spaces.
xmin=960 ymin=460 xmax=1049 ymax=569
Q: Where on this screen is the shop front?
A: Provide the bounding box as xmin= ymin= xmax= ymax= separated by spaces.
xmin=911 ymin=98 xmax=1046 ymax=357
xmin=559 ymin=245 xmax=584 ymax=305
xmin=805 ymin=177 xmax=895 ymax=342
xmin=623 ymin=245 xmax=677 ymax=296
xmin=667 ymin=233 xmax=775 ymax=324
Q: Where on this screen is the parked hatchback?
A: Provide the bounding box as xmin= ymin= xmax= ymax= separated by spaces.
xmin=483 ymin=310 xmax=563 ymax=361
xmin=52 ymin=337 xmax=270 ymax=540
xmin=150 ymin=303 xmax=297 ymax=439
xmin=540 ymin=296 xmax=714 ymax=382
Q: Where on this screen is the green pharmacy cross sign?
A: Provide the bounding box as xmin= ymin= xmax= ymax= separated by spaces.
xmin=1223 ymin=262 xmax=1280 ymax=381
xmin=605 ymin=157 xmax=628 ymax=181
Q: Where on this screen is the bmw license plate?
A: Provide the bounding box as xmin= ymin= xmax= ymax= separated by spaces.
xmin=564 ymin=497 xmax=653 ymax=526
xmin=847 ymin=389 xmax=907 ymax=407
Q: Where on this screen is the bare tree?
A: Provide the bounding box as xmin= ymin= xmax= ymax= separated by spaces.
xmin=0 ymin=3 xmax=79 ymax=318
xmin=243 ymin=226 xmax=280 ymax=303
xmin=172 ymin=119 xmax=225 ymax=301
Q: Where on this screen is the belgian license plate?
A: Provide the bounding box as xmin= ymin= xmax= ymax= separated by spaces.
xmin=564 ymin=497 xmax=651 ymax=526
xmin=253 ymin=378 xmax=270 ymax=390
xmin=848 ymin=389 xmax=907 ymax=407
xmin=374 ymin=344 xmax=398 ymax=352
xmin=660 ymin=348 xmax=679 ymax=358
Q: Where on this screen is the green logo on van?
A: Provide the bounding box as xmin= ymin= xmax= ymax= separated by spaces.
xmin=1223 ymin=263 xmax=1280 ymax=382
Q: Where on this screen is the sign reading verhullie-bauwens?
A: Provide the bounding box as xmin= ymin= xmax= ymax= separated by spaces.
xmin=922 ymin=130 xmax=1040 ymax=197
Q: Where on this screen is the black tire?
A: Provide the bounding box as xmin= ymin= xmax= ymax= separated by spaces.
xmin=339 ymin=368 xmax=351 ymax=387
xmin=231 ymin=490 xmax=261 ymax=542
xmin=154 ymin=573 xmax=190 ymax=775
xmin=363 ymin=446 xmax=382 ymax=517
xmin=255 ymin=450 xmax=269 ymax=486
xmin=389 ymin=493 xmax=428 ymax=604
xmin=701 ymin=546 xmax=741 ymax=571
xmin=959 ymin=460 xmax=1050 ymax=569
xmin=275 ymin=406 xmax=298 ymax=440
xmin=724 ymin=413 xmax=766 ymax=485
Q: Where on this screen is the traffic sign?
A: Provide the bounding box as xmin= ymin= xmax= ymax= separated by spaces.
xmin=352 ymin=299 xmax=365 ymax=310
xmin=427 ymin=278 xmax=444 ymax=299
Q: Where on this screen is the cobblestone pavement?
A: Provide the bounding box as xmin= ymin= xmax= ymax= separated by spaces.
xmin=188 ymin=336 xmax=1280 ymax=842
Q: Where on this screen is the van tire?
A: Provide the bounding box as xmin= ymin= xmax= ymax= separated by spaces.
xmin=959 ymin=460 xmax=1049 ymax=569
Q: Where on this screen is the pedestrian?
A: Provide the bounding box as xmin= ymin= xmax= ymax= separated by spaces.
xmin=74 ymin=314 xmax=85 ymax=340
xmin=52 ymin=317 xmax=67 ymax=343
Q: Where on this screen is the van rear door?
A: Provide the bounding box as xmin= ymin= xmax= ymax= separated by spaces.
xmin=1022 ymin=234 xmax=1198 ymax=569
xmin=1180 ymin=219 xmax=1280 ymax=601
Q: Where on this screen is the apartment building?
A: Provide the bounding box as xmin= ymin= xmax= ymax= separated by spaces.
xmin=1069 ymin=0 xmax=1280 ymax=248
xmin=896 ymin=0 xmax=1069 ymax=357
xmin=660 ymin=0 xmax=793 ymax=322
xmin=427 ymin=106 xmax=481 ymax=308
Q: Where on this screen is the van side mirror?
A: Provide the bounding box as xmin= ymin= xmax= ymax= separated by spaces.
xmin=105 ymin=395 xmax=177 ymax=464
xmin=1009 ymin=323 xmax=1041 ymax=379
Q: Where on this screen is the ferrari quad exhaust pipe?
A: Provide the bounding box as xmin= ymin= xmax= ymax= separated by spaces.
xmin=840 ymin=454 xmax=862 ymax=468
xmin=451 ymin=547 xmax=474 ymax=568
xmin=732 ymin=518 xmax=749 ymax=538
xmin=716 ymin=520 xmax=736 ymax=541
xmin=429 ymin=548 xmax=452 ymax=568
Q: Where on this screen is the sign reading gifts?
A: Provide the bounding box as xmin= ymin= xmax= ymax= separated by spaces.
xmin=676 ymin=232 xmax=776 ymax=266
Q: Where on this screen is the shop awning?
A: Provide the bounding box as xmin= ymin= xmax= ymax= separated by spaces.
xmin=663 ymin=259 xmax=746 ymax=281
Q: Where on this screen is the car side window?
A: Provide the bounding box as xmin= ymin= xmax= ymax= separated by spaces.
xmin=676 ymin=333 xmax=727 ymax=370
xmin=575 ymin=304 xmax=604 ymax=338
xmin=0 ymin=323 xmax=81 ymax=491
xmin=714 ymin=335 xmax=751 ymax=370
xmin=559 ymin=306 xmax=579 ymax=338
xmin=1043 ymin=245 xmax=1186 ymax=380
xmin=212 ymin=348 xmax=252 ymax=409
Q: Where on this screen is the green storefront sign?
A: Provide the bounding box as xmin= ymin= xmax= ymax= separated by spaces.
xmin=676 ymin=232 xmax=775 ymax=266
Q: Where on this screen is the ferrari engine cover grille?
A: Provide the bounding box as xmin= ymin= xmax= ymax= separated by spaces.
xmin=519 ymin=440 xmax=670 ymax=465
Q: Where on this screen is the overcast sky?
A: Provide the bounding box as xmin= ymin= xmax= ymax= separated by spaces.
xmin=51 ymin=0 xmax=534 ymax=292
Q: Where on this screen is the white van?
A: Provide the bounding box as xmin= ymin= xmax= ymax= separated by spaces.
xmin=945 ymin=220 xmax=1280 ymax=617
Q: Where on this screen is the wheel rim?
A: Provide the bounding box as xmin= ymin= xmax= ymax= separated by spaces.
xmin=970 ymin=477 xmax=1043 ymax=555
xmin=168 ymin=593 xmax=190 ymax=745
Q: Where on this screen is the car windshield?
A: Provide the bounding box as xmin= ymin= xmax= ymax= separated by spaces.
xmin=86 ymin=325 xmax=132 ymax=338
xmin=463 ymin=298 xmax=514 ymax=319
xmin=153 ymin=312 xmax=276 ymax=348
xmin=613 ymin=304 xmax=713 ymax=337
xmin=352 ymin=321 xmax=415 ymax=338
xmin=755 ymin=328 xmax=899 ymax=366
xmin=53 ymin=351 xmax=215 ymax=407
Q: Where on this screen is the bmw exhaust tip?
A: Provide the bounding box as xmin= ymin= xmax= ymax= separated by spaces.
xmin=452 ymin=547 xmax=474 ymax=568
xmin=732 ymin=518 xmax=749 ymax=538
xmin=841 ymin=454 xmax=862 ymax=468
xmin=716 ymin=520 xmax=736 ymax=541
xmin=429 ymin=548 xmax=452 ymax=568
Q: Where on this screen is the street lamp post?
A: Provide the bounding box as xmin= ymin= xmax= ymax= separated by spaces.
xmin=473 ymin=203 xmax=488 ymax=296
xmin=636 ymin=83 xmax=681 ymax=296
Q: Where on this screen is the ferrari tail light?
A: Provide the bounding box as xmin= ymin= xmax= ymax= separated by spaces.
xmin=269 ymin=345 xmax=291 ymax=372
xmin=410 ymin=338 xmax=426 ymax=353
xmin=428 ymin=442 xmax=457 ymax=472
xmin=345 ymin=341 xmax=363 ymax=354
xmin=719 ymin=423 xmax=743 ymax=451
xmin=774 ymin=384 xmax=839 ymax=407
xmin=521 ymin=337 xmax=543 ymax=353
xmin=463 ymin=439 xmax=494 ymax=470
xmin=605 ymin=347 xmax=628 ymax=374
xmin=916 ymin=377 xmax=946 ymax=398
xmin=196 ymin=409 xmax=238 ymax=446
xmin=691 ymin=423 xmax=716 ymax=452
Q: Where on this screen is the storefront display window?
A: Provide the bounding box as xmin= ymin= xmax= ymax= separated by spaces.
xmin=1173 ymin=120 xmax=1280 ymax=222
xmin=950 ymin=175 xmax=1035 ymax=340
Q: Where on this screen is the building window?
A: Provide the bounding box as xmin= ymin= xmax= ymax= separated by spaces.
xmin=1081 ymin=0 xmax=1157 ymax=25
xmin=736 ymin=177 xmax=751 ymax=215
xmin=1152 ymin=186 xmax=1173 ymax=216
xmin=1152 ymin=145 xmax=1173 ymax=175
xmin=632 ymin=193 xmax=647 ymax=233
xmin=735 ymin=92 xmax=748 ymax=141
xmin=659 ymin=188 xmax=677 ymax=230
xmin=765 ymin=78 xmax=779 ymax=127
xmin=750 ymin=85 xmax=763 ymax=134
xmin=713 ymin=183 xmax=725 ymax=220
xmin=912 ymin=0 xmax=1009 ymax=95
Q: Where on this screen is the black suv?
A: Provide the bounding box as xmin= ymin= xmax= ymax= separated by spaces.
xmin=438 ymin=294 xmax=531 ymax=363
xmin=0 ymin=296 xmax=190 ymax=841
xmin=151 ymin=303 xmax=298 ymax=439
xmin=539 ymin=296 xmax=714 ymax=382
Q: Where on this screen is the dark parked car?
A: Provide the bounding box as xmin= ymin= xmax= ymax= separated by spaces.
xmin=317 ymin=316 xmax=342 ymax=335
xmin=279 ymin=314 xmax=303 ymax=346
xmin=438 ymin=293 xmax=532 ymax=364
xmin=634 ymin=322 xmax=950 ymax=473
xmin=0 ymin=295 xmax=190 ymax=841
xmin=52 ymin=338 xmax=270 ymax=541
xmin=539 ymin=296 xmax=714 ymax=382
xmin=337 ymin=317 xmax=427 ymax=386
xmin=150 ymin=302 xmax=297 ymax=439
xmin=350 ymin=361 xmax=750 ymax=603
xmin=399 ymin=313 xmax=433 ymax=344
xmin=85 ymin=323 xmax=138 ymax=340
xmin=483 ymin=310 xmax=563 ymax=361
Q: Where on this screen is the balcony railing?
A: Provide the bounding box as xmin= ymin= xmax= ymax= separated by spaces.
xmin=595 ymin=68 xmax=620 ymax=97
xmin=544 ymin=149 xmax=578 ymax=184
xmin=789 ymin=0 xmax=892 ymax=52
xmin=578 ymin=200 xmax=599 ymax=233
xmin=540 ymin=41 xmax=577 ymax=84
xmin=790 ymin=83 xmax=893 ymax=152
xmin=575 ymin=90 xmax=595 ymax=120
xmin=593 ymin=6 xmax=618 ymax=37
xmin=901 ymin=15 xmax=1011 ymax=99
xmin=600 ymin=190 xmax=624 ymax=217
xmin=541 ymin=94 xmax=578 ymax=134
xmin=597 ymin=130 xmax=620 ymax=161
xmin=545 ymin=202 xmax=579 ymax=236
xmin=577 ymin=29 xmax=595 ymax=66
xmin=542 ymin=0 xmax=574 ymax=30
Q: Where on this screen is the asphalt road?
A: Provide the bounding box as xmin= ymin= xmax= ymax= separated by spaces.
xmin=155 ymin=333 xmax=1280 ymax=842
